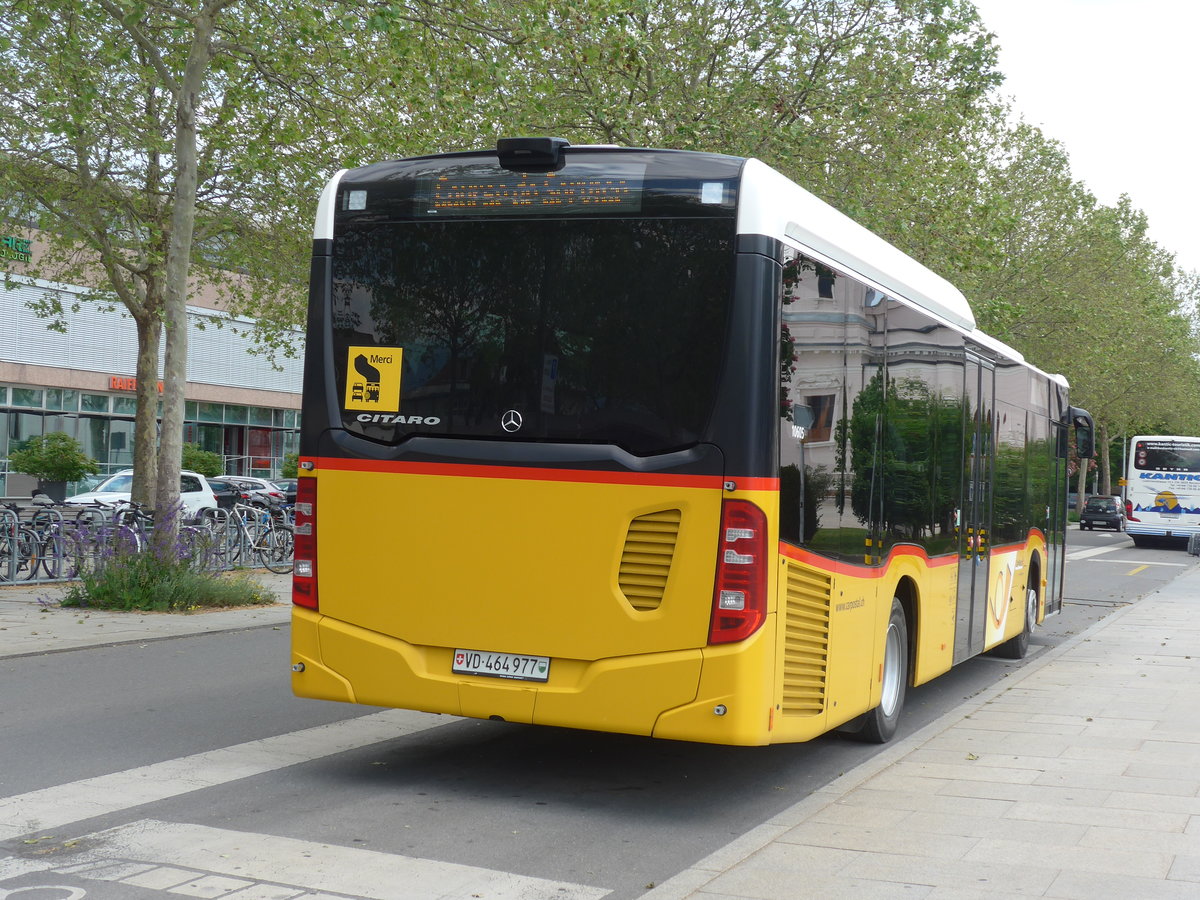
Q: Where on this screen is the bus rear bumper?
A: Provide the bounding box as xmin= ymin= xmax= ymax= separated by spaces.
xmin=291 ymin=607 xmax=708 ymax=739
xmin=290 ymin=609 xmax=357 ymax=703
xmin=1126 ymin=524 xmax=1200 ymax=538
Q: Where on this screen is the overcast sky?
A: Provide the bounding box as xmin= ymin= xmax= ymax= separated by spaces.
xmin=971 ymin=0 xmax=1199 ymax=273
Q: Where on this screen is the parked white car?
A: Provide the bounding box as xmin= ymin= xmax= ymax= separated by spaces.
xmin=66 ymin=469 xmax=218 ymax=515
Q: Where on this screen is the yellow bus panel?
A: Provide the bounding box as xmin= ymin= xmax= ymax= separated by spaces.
xmin=310 ymin=464 xmax=725 ymax=662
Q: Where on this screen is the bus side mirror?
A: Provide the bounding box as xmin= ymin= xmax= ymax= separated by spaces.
xmin=1070 ymin=406 xmax=1095 ymax=459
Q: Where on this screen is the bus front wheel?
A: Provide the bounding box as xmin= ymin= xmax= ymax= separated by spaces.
xmin=854 ymin=596 xmax=908 ymax=744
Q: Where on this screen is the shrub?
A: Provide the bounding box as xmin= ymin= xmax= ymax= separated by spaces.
xmin=281 ymin=452 xmax=299 ymax=478
xmin=7 ymin=432 xmax=99 ymax=483
xmin=182 ymin=442 xmax=224 ymax=478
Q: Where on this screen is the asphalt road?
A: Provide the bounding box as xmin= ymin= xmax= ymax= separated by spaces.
xmin=1 ymin=532 xmax=1193 ymax=899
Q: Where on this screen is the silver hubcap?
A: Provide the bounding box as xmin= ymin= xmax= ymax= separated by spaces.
xmin=880 ymin=619 xmax=903 ymax=715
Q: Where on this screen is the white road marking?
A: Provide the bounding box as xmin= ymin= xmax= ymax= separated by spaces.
xmin=0 ymin=710 xmax=445 ymax=842
xmin=1065 ymin=544 xmax=1128 ymax=561
xmin=0 ymin=858 xmax=58 ymax=881
xmin=33 ymin=818 xmax=611 ymax=900
xmin=0 ymin=886 xmax=86 ymax=899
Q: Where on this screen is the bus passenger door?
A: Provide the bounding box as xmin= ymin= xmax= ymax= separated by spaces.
xmin=954 ymin=355 xmax=995 ymax=663
xmin=1045 ymin=421 xmax=1069 ymax=616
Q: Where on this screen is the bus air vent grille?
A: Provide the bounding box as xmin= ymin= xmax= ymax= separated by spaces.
xmin=782 ymin=562 xmax=831 ymax=716
xmin=618 ymin=509 xmax=682 ymax=612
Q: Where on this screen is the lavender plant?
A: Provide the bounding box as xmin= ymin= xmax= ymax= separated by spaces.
xmin=61 ymin=502 xmax=273 ymax=611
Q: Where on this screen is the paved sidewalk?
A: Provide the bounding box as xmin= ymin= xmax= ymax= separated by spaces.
xmin=0 ymin=571 xmax=292 ymax=657
xmin=647 ymin=563 xmax=1200 ymax=900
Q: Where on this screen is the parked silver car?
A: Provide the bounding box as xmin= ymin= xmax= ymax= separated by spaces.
xmin=227 ymin=476 xmax=287 ymax=508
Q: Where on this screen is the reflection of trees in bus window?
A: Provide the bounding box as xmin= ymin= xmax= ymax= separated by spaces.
xmin=779 ymin=249 xmax=976 ymax=560
xmin=992 ymin=408 xmax=1029 ymax=545
xmin=992 ymin=358 xmax=1033 ymax=546
xmin=838 ymin=372 xmax=964 ymax=555
xmin=1025 ymin=409 xmax=1053 ymax=533
xmin=331 ymin=218 xmax=733 ymax=453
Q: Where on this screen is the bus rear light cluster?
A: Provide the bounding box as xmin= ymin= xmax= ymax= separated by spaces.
xmin=292 ymin=477 xmax=318 ymax=610
xmin=708 ymin=499 xmax=767 ymax=644
xmin=1125 ymin=499 xmax=1138 ymax=522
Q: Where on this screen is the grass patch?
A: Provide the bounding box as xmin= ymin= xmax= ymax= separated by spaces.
xmin=61 ymin=536 xmax=276 ymax=612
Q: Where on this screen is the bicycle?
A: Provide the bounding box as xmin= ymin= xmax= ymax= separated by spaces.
xmin=229 ymin=503 xmax=294 ymax=574
xmin=0 ymin=506 xmax=25 ymax=582
xmin=0 ymin=502 xmax=67 ymax=582
xmin=26 ymin=505 xmax=72 ymax=580
xmin=63 ymin=500 xmax=144 ymax=577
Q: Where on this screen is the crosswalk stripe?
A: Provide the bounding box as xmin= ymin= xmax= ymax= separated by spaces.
xmin=46 ymin=818 xmax=610 ymax=899
xmin=1065 ymin=544 xmax=1125 ymax=561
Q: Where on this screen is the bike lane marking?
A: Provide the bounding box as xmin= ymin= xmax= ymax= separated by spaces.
xmin=0 ymin=710 xmax=443 ymax=842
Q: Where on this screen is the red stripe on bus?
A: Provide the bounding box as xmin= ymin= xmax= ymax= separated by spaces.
xmin=304 ymin=456 xmax=779 ymax=491
xmin=730 ymin=477 xmax=780 ymax=492
xmin=991 ymin=531 xmax=1048 ymax=553
xmin=779 ymin=542 xmax=955 ymax=577
xmin=780 ymin=533 xmax=1049 ymax=578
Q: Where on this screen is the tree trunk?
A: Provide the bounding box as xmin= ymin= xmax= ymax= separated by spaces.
xmin=1098 ymin=422 xmax=1111 ymax=496
xmin=155 ymin=6 xmax=221 ymax=534
xmin=131 ymin=312 xmax=162 ymax=508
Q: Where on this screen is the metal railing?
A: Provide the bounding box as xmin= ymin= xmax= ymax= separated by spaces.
xmin=0 ymin=500 xmax=293 ymax=584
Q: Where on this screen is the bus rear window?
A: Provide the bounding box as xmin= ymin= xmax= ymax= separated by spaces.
xmin=329 ymin=216 xmax=734 ymax=456
xmin=1133 ymin=440 xmax=1200 ymax=472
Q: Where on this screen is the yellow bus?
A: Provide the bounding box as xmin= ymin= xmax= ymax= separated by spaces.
xmin=290 ymin=138 xmax=1094 ymax=745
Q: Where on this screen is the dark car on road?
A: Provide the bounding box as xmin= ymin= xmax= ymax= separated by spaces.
xmin=1080 ymin=495 xmax=1126 ymax=531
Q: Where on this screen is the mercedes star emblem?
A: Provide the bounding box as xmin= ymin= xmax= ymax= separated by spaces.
xmin=501 ymin=409 xmax=523 ymax=433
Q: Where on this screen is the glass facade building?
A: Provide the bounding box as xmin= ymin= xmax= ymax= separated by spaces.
xmin=1 ymin=269 xmax=302 ymax=498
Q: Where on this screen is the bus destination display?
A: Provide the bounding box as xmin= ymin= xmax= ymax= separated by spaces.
xmin=416 ymin=164 xmax=645 ymax=216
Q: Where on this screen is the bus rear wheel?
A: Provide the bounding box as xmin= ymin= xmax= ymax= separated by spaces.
xmin=992 ymin=583 xmax=1036 ymax=660
xmin=853 ymin=596 xmax=908 ymax=743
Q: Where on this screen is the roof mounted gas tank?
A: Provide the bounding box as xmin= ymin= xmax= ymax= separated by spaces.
xmin=497 ymin=137 xmax=571 ymax=171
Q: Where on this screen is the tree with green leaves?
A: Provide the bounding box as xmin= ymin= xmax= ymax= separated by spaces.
xmin=951 ymin=120 xmax=1200 ymax=495
xmin=0 ymin=0 xmax=388 ymax=534
xmin=384 ymin=0 xmax=1001 ymax=167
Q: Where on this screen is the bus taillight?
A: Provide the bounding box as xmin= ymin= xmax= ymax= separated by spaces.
xmin=292 ymin=476 xmax=318 ymax=610
xmin=1125 ymin=499 xmax=1138 ymax=522
xmin=708 ymin=499 xmax=768 ymax=644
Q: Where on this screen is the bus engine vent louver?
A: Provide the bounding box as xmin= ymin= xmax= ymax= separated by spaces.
xmin=781 ymin=562 xmax=832 ymax=716
xmin=617 ymin=509 xmax=682 ymax=612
